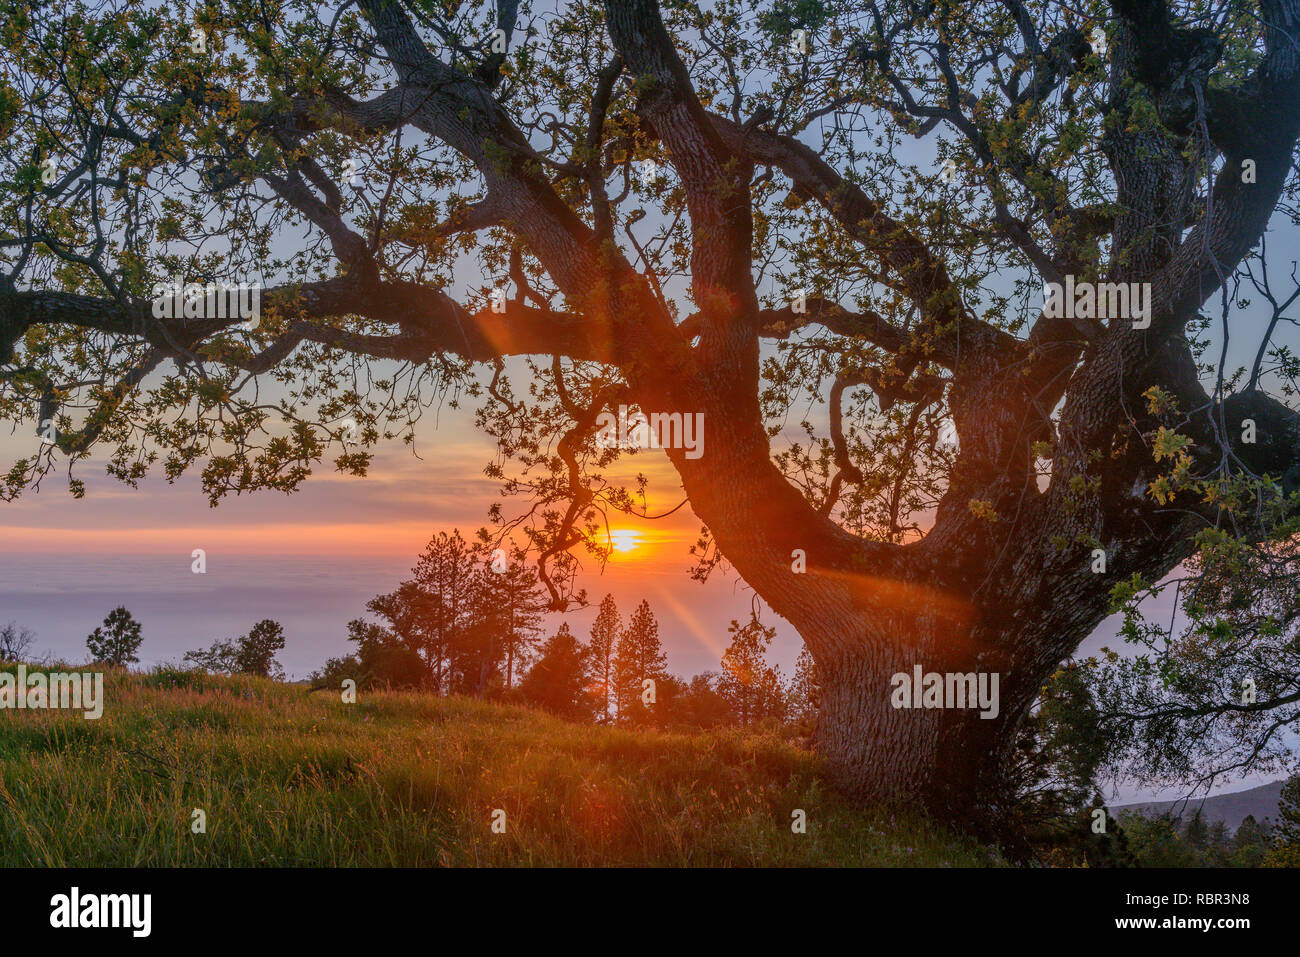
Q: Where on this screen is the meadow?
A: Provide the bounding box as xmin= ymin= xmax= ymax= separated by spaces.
xmin=0 ymin=665 xmax=995 ymax=867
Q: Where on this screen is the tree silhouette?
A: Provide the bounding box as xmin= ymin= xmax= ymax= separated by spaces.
xmin=0 ymin=622 xmax=36 ymax=661
xmin=586 ymin=594 xmax=621 ymax=722
xmin=1233 ymin=814 xmax=1272 ymax=867
xmin=185 ymin=619 xmax=286 ymax=677
xmin=183 ymin=638 xmax=240 ymax=674
xmin=478 ymin=557 xmax=545 ymax=689
xmin=519 ymin=622 xmax=592 ymax=719
xmin=325 ymin=617 xmax=425 ymax=691
xmin=348 ymin=531 xmax=546 ymax=696
xmin=363 ymin=530 xmax=478 ymax=691
xmin=717 ymin=611 xmax=786 ymax=727
xmin=86 ymin=606 xmax=143 ymax=666
xmin=402 ymin=530 xmax=479 ymax=691
xmin=235 ymin=619 xmax=286 ymax=678
xmin=787 ymin=646 xmax=821 ymax=732
xmin=1265 ymin=774 xmax=1300 ymax=865
xmin=5 ymin=0 xmax=1300 ymax=824
xmin=613 ymin=599 xmax=666 ymax=723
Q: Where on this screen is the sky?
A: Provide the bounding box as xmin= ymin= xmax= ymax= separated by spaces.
xmin=0 ymin=412 xmax=780 ymax=682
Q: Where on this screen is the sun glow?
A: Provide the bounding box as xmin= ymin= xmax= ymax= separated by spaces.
xmin=608 ymin=528 xmax=641 ymax=553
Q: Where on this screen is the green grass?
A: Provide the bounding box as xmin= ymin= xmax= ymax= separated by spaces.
xmin=0 ymin=664 xmax=997 ymax=866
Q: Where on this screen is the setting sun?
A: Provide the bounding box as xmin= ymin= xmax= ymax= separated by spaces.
xmin=609 ymin=528 xmax=641 ymax=553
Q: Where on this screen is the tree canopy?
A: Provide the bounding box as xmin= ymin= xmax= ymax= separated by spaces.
xmin=4 ymin=0 xmax=1300 ymax=820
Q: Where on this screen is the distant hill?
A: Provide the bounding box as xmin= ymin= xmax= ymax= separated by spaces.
xmin=1112 ymin=780 xmax=1285 ymax=833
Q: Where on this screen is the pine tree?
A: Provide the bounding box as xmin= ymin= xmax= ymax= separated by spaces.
xmin=613 ymin=599 xmax=666 ymax=723
xmin=362 ymin=529 xmax=477 ymax=692
xmin=1275 ymin=773 xmax=1300 ymax=846
xmin=454 ymin=565 xmax=502 ymax=696
xmin=86 ymin=606 xmax=143 ymax=666
xmin=678 ymin=672 xmax=731 ymax=729
xmin=479 ymin=557 xmax=545 ymax=689
xmin=787 ymin=645 xmax=822 ymax=731
xmin=406 ymin=529 xmax=478 ymax=692
xmin=1206 ymin=820 xmax=1232 ymax=867
xmin=1233 ymin=814 xmax=1271 ymax=867
xmin=717 ymin=611 xmax=785 ymax=727
xmin=586 ymin=594 xmax=620 ymax=722
xmin=519 ymin=622 xmax=591 ymax=719
xmin=1182 ymin=807 xmax=1209 ymax=855
xmin=366 ymin=581 xmax=432 ymax=674
xmin=1264 ymin=774 xmax=1300 ymax=866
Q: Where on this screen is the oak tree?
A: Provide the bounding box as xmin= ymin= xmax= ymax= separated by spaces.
xmin=4 ymin=0 xmax=1300 ymax=825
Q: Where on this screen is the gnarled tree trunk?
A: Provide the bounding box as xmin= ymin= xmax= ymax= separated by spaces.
xmin=9 ymin=0 xmax=1300 ymax=839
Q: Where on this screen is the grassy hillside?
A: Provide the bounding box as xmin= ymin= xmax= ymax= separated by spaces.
xmin=0 ymin=665 xmax=996 ymax=867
